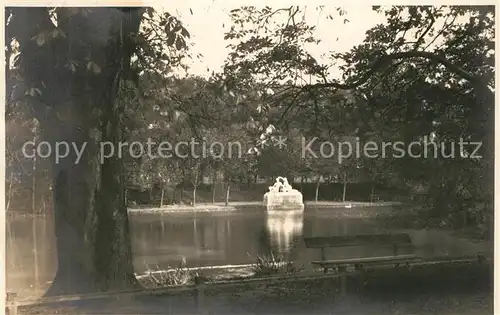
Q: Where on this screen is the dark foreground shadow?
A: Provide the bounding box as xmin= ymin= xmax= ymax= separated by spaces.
xmin=19 ymin=261 xmax=493 ymax=315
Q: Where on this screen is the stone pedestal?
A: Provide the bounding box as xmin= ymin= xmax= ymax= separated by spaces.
xmin=263 ymin=190 xmax=304 ymax=211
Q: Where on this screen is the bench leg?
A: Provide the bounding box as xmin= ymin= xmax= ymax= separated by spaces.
xmin=477 ymin=254 xmax=485 ymax=264
xmin=340 ymin=273 xmax=347 ymax=296
xmin=355 ymin=264 xmax=365 ymax=293
xmin=195 ymin=277 xmax=207 ymax=315
xmin=338 ymin=266 xmax=347 ymax=297
xmin=323 ymin=267 xmax=328 ymax=274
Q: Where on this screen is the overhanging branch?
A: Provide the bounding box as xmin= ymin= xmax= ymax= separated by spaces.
xmin=305 ymin=51 xmax=490 ymax=91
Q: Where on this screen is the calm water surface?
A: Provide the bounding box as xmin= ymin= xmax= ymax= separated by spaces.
xmin=6 ymin=206 xmax=489 ymax=298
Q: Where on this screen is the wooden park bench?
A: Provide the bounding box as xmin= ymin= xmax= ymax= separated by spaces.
xmin=304 ymin=233 xmax=420 ymax=295
xmin=304 ymin=233 xmax=420 ymax=273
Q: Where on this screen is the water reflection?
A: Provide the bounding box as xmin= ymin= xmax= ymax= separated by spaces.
xmin=265 ymin=210 xmax=303 ymax=255
xmin=131 ymin=213 xmax=265 ymax=271
xmin=6 ymin=206 xmax=492 ymax=299
xmin=6 ymin=216 xmax=57 ymax=298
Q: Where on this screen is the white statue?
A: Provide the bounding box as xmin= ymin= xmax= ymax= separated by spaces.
xmin=269 ymin=177 xmax=293 ymax=193
xmin=263 ymin=176 xmax=304 ymax=210
xmin=282 ymin=177 xmax=292 ymax=192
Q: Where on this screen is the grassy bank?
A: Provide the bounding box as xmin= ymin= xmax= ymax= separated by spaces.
xmin=137 ymin=253 xmax=305 ymax=288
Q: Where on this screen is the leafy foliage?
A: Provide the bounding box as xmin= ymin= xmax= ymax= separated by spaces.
xmin=5 ymin=6 xmax=494 ymax=295
xmin=223 ymin=5 xmax=494 ymax=227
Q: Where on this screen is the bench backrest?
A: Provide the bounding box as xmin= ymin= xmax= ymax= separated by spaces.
xmin=303 ymin=233 xmax=412 ymax=249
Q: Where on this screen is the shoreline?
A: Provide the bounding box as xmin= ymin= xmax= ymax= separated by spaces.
xmin=6 ymin=201 xmax=404 ymax=218
xmin=127 ymin=201 xmax=403 ymax=214
xmin=12 ymin=257 xmax=492 ymax=314
xmin=135 ymin=253 xmax=491 ymax=284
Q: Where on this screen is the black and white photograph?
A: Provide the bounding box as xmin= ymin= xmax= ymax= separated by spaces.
xmin=4 ymin=4 xmax=495 ymax=314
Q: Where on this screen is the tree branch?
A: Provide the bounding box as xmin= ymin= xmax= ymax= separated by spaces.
xmin=305 ymin=51 xmax=489 ymax=91
xmin=413 ymin=9 xmax=435 ymax=49
xmin=275 ymin=89 xmax=303 ymax=126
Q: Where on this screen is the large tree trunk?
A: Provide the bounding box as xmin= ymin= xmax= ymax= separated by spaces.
xmin=44 ymin=129 xmax=137 ymax=296
xmin=12 ymin=7 xmax=144 ymax=295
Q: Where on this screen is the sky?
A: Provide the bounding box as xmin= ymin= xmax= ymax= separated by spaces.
xmin=160 ymin=5 xmax=386 ymax=78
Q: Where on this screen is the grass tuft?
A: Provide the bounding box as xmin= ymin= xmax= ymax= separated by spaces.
xmin=250 ymin=252 xmax=304 ymax=277
xmin=141 ymin=259 xmax=201 ymax=288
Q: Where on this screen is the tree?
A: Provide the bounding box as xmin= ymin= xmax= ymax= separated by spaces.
xmin=6 ymin=7 xmax=190 ymax=295
xmin=341 ymin=6 xmax=494 ymax=226
xmin=224 ymin=5 xmax=493 ymax=227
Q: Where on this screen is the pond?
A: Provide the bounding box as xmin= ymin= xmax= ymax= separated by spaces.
xmin=6 ymin=205 xmax=489 ymax=298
